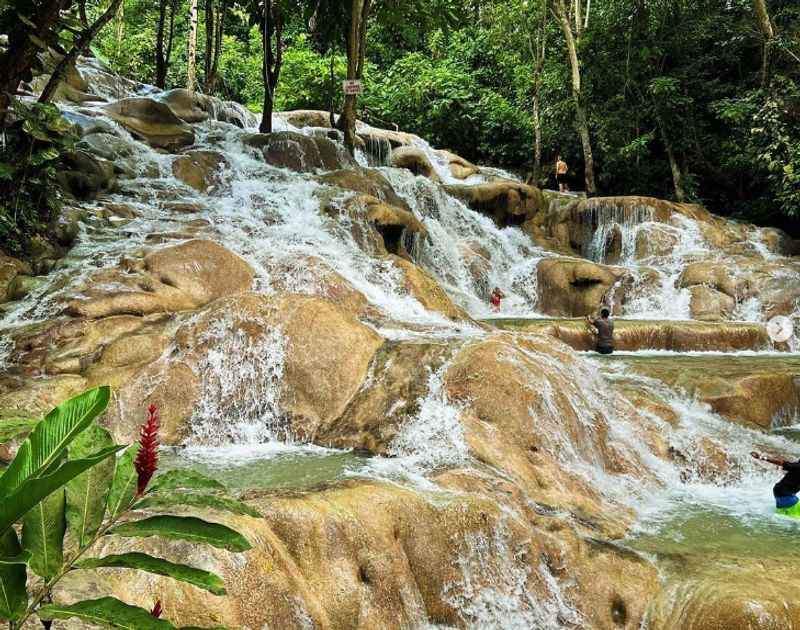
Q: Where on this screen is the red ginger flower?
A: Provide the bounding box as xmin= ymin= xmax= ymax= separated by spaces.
xmin=135 ymin=403 xmax=160 ymax=496
xmin=150 ymin=600 xmax=163 ymax=618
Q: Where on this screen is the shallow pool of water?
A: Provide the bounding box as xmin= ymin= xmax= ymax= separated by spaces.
xmin=160 ymin=444 xmax=371 ymax=491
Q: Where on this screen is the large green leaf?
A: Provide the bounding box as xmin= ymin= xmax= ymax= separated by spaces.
xmin=0 ymin=386 xmax=111 ymax=499
xmin=0 ymin=530 xmax=28 ymax=622
xmin=22 ymin=488 xmax=65 ymax=579
xmin=149 ymin=470 xmax=226 ymax=493
xmin=137 ymin=492 xmax=262 ymax=519
xmin=0 ymin=445 xmax=123 ymax=535
xmin=76 ymin=552 xmax=226 ymax=595
xmin=110 ymin=516 xmax=251 ymax=552
xmin=106 ymin=443 xmax=139 ymax=521
xmin=37 ymin=597 xmax=176 ymax=629
xmin=67 ymin=424 xmax=116 ymax=547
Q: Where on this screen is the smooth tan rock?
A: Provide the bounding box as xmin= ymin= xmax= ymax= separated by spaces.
xmin=0 ymin=253 xmax=30 ymax=303
xmin=172 ymin=150 xmax=229 ymax=193
xmin=318 ymin=168 xmax=410 ymax=211
xmin=276 ymin=109 xmax=333 ymax=129
xmin=445 ymin=181 xmax=545 ymax=227
xmin=390 ymin=146 xmax=439 ymax=180
xmin=102 ymin=97 xmax=195 ymax=151
xmin=392 ymin=256 xmax=471 ymax=321
xmin=537 ymin=258 xmax=628 ymax=317
xmin=156 ymin=88 xmax=211 ymax=123
xmin=0 ymin=375 xmax=87 ymax=419
xmin=99 ymin=333 xmax=169 ymax=368
xmin=688 ymin=285 xmax=735 ymax=321
xmin=437 ymin=149 xmax=479 ymax=179
xmin=242 ymin=131 xmax=345 ymax=172
xmin=678 ymin=262 xmax=736 ymax=298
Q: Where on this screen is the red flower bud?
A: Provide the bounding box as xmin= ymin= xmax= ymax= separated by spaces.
xmin=135 ymin=403 xmax=160 ymax=496
xmin=150 ymin=600 xmax=162 ymax=618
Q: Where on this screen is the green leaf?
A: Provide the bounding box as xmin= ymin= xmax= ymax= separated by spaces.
xmin=0 ymin=530 xmax=28 ymax=621
xmin=0 ymin=417 xmax=38 ymax=444
xmin=0 ymin=386 xmax=111 ymax=499
xmin=22 ymin=488 xmax=65 ymax=579
xmin=0 ymin=550 xmax=31 ymax=565
xmin=67 ymin=424 xmax=116 ymax=547
xmin=106 ymin=443 xmax=139 ymax=521
xmin=38 ymin=597 xmax=177 ymax=629
xmin=0 ymin=445 xmax=123 ymax=535
xmin=149 ymin=470 xmax=226 ymax=493
xmin=76 ymin=552 xmax=226 ymax=595
xmin=110 ymin=516 xmax=251 ymax=552
xmin=137 ymin=492 xmax=261 ymax=519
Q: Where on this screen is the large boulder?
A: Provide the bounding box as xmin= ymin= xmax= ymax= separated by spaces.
xmin=391 ymin=256 xmax=471 ymax=321
xmin=536 ymin=258 xmax=628 ymax=317
xmin=445 ymin=181 xmax=545 ymax=227
xmin=390 ymin=146 xmax=439 ymax=181
xmin=66 ymin=240 xmax=254 ymax=318
xmin=56 ymin=150 xmax=116 ymax=198
xmin=242 ymin=131 xmax=347 ymax=172
xmin=688 ymin=285 xmax=735 ymax=321
xmin=678 ymin=262 xmax=736 ymax=298
xmin=317 ymin=168 xmax=410 ymax=211
xmin=436 ymin=149 xmax=479 ymax=180
xmin=156 ymin=88 xmax=211 ymax=123
xmin=276 ymin=109 xmax=333 ymax=129
xmin=102 ymin=97 xmax=195 ymax=151
xmin=172 ymin=150 xmax=230 ymax=193
xmin=0 ymin=254 xmax=30 ymax=303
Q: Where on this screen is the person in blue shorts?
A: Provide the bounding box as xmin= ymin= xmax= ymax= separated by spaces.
xmin=751 ymin=451 xmax=800 ymax=517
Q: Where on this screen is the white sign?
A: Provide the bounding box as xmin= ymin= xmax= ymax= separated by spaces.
xmin=342 ymin=80 xmax=363 ymax=95
xmin=767 ymin=315 xmax=794 ymax=343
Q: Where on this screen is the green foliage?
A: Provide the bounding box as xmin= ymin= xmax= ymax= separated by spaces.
xmin=111 ymin=515 xmax=252 ymax=552
xmin=38 ymin=597 xmax=178 ymax=629
xmin=0 ymin=100 xmax=76 ymax=257
xmin=0 ymin=387 xmax=252 ymax=629
xmin=77 ymin=552 xmax=227 ymax=595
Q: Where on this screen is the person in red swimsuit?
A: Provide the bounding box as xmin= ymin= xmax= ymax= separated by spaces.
xmin=490 ymin=287 xmax=505 ymax=312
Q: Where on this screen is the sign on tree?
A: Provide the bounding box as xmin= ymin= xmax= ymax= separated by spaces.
xmin=342 ymin=80 xmax=363 ymax=95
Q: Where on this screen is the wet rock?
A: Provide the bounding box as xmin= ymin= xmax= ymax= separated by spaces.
xmin=172 ymin=150 xmax=230 ymax=193
xmin=156 ymin=88 xmax=211 ymax=123
xmin=445 ymin=181 xmax=545 ymax=227
xmin=436 ymin=149 xmax=479 ymax=179
xmin=242 ymin=130 xmax=344 ymax=172
xmin=57 ymin=150 xmax=116 ymax=198
xmin=0 ymin=254 xmax=31 ymax=303
xmin=688 ymin=285 xmax=735 ymax=321
xmin=102 ymin=97 xmax=195 ymax=151
xmin=335 ymin=194 xmax=426 ymax=258
xmin=62 ymin=110 xmax=117 ymax=136
xmin=634 ymin=223 xmax=679 ymax=259
xmin=678 ymin=262 xmax=736 ymax=298
xmin=76 ymin=132 xmax=136 ymax=161
xmin=172 ymin=292 xmax=384 ymax=442
xmin=0 ymin=375 xmax=88 ymax=420
xmin=276 ymin=109 xmax=333 ymax=128
xmin=98 ymin=333 xmax=169 ymax=368
xmin=536 ymin=258 xmax=628 ymax=317
xmin=390 ymin=146 xmax=439 ymax=180
xmin=392 ymin=256 xmax=471 ymax=321
xmin=318 ymin=168 xmax=411 ymax=211
xmin=66 ymin=240 xmax=254 ymax=318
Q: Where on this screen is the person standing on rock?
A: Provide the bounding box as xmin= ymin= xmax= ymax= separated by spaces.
xmin=556 ymin=154 xmax=569 ymax=192
xmin=751 ymin=452 xmax=800 ymax=518
xmin=490 ymin=287 xmax=505 ymax=312
xmin=586 ymin=307 xmax=614 ymax=354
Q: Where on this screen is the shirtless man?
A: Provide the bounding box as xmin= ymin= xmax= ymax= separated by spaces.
xmin=556 ymin=155 xmax=568 ymax=192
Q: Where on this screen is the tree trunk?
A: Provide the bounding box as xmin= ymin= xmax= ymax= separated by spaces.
xmin=115 ymin=0 xmax=124 ymax=47
xmin=155 ymin=0 xmax=168 ymax=87
xmin=187 ymin=0 xmax=199 ymax=91
xmin=0 ymin=0 xmax=65 ymax=126
xmin=553 ymin=0 xmax=596 ymax=194
xmin=206 ymin=0 xmax=226 ymax=93
xmin=338 ymin=0 xmax=370 ymax=156
xmin=259 ymin=0 xmax=283 ymax=133
xmin=753 ymin=0 xmax=775 ymax=86
xmin=532 ymin=94 xmax=542 ymax=185
xmin=39 ymin=0 xmax=125 ymax=103
xmin=203 ymin=0 xmax=214 ymax=91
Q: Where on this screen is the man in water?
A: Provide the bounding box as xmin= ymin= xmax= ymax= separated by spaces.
xmin=586 ymin=307 xmax=614 ymax=354
xmin=490 ymin=287 xmax=505 ymax=312
xmin=751 ymin=451 xmax=800 ymax=517
xmin=556 ymin=155 xmax=569 ymax=192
